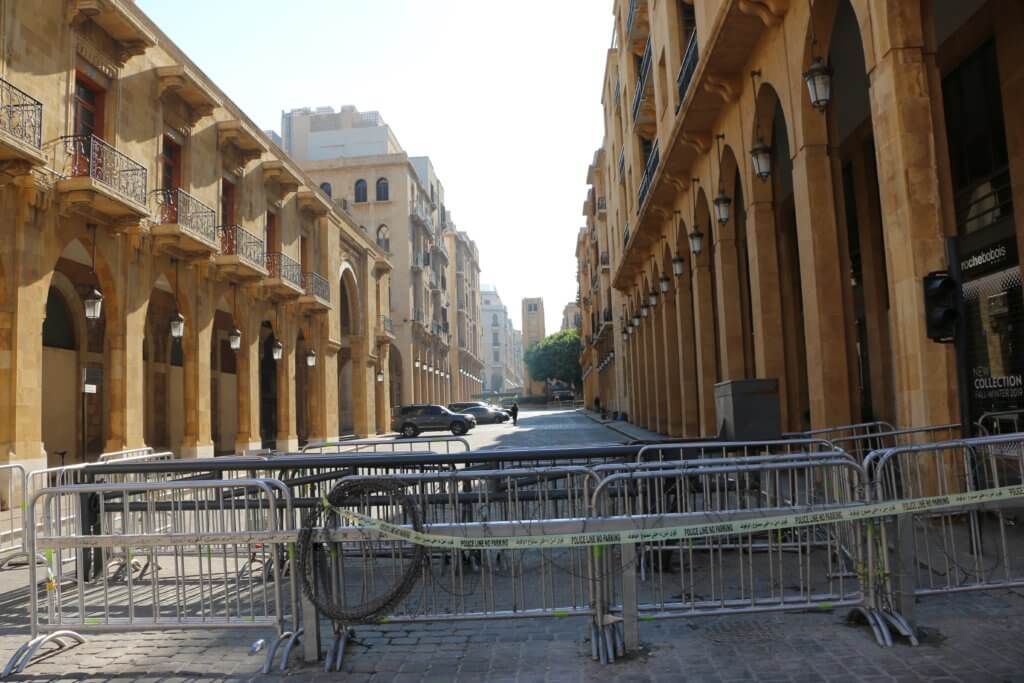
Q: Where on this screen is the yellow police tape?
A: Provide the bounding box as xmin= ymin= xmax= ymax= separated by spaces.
xmin=336 ymin=483 xmax=1024 ymax=550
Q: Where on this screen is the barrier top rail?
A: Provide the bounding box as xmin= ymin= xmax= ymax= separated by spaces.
xmin=299 ymin=436 xmax=471 ymax=454
xmin=97 ymin=446 xmax=155 ymax=462
xmin=865 ymin=431 xmax=1024 ymax=474
xmin=635 ymin=437 xmax=842 ymax=463
xmin=79 ymin=444 xmax=643 ymax=476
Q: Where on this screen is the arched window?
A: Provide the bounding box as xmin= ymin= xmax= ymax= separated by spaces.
xmin=492 ymin=313 xmax=498 ymax=326
xmin=375 ymin=177 xmax=389 ymax=201
xmin=319 ymin=182 xmax=332 ymax=198
xmin=354 ymin=179 xmax=367 ymax=203
xmin=376 ymin=225 xmax=391 ymax=252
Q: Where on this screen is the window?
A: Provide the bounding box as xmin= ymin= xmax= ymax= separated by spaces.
xmin=319 ymin=182 xmax=332 ymax=198
xmin=493 ymin=350 xmax=500 ymax=362
xmin=220 ymin=178 xmax=236 ymax=225
xmin=376 ymin=225 xmax=390 ymax=252
xmin=492 ymin=314 xmax=498 ymax=325
xmin=159 ymin=135 xmax=181 ymax=190
xmin=266 ymin=211 xmax=278 ymax=252
xmin=73 ymin=75 xmax=104 ymax=139
xmin=375 ymin=177 xmax=389 ymax=201
xmin=492 ymin=332 xmax=499 ymax=345
xmin=354 ymin=179 xmax=367 ymax=203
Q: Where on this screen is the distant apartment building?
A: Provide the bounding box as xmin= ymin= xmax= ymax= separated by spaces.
xmin=521 ymin=297 xmax=546 ymax=396
xmin=561 ymin=302 xmax=581 ymax=331
xmin=481 ymin=287 xmax=524 ymax=394
xmin=281 ymin=105 xmax=484 ymax=407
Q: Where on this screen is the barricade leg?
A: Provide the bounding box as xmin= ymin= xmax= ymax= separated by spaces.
xmin=620 ymin=542 xmax=639 ymax=650
xmin=892 ymin=513 xmax=918 ymax=632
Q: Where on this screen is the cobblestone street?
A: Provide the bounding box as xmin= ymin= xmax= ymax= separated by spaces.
xmin=2 ymin=411 xmax=1024 ymax=682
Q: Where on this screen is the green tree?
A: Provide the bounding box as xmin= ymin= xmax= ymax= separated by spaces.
xmin=525 ymin=329 xmax=583 ymax=388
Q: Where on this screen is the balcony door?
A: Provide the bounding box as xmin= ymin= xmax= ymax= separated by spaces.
xmin=159 ymin=134 xmax=183 ymax=223
xmin=72 ymin=74 xmax=105 ymax=176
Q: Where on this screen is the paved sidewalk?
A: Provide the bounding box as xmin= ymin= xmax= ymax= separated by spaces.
xmin=2 ymin=558 xmax=1024 ymax=683
xmin=580 ymin=408 xmax=666 ymax=442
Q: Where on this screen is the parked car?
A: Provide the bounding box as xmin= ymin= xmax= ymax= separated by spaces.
xmin=552 ymin=390 xmax=575 ymax=401
xmin=391 ymin=404 xmax=476 ymax=438
xmin=448 ymin=401 xmax=491 ymax=413
xmin=455 ymin=405 xmax=510 ymax=424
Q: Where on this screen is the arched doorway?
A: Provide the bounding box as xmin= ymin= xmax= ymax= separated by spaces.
xmin=143 ymin=272 xmax=186 ymax=455
xmin=211 ymin=294 xmax=239 ymax=455
xmin=41 ymin=276 xmax=84 ymax=465
xmin=259 ymin=321 xmax=279 ymax=448
xmin=389 ymin=346 xmax=403 ymax=412
xmin=338 ymin=268 xmax=358 ymax=435
xmin=295 ymin=332 xmax=309 ymax=446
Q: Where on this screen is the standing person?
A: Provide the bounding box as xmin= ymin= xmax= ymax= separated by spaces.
xmin=510 ymin=402 xmax=519 ymax=426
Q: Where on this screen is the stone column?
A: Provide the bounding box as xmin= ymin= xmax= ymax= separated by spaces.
xmin=714 ymin=224 xmax=747 ymax=380
xmin=105 ymin=234 xmax=147 ymax=453
xmin=745 ymin=199 xmax=788 ymax=425
xmin=181 ymin=268 xmax=214 ymax=458
xmin=651 ymin=297 xmax=669 ymax=434
xmin=234 ymin=294 xmax=262 ymax=454
xmin=351 ymin=337 xmax=372 ymax=436
xmin=867 ymin=0 xmax=957 ymax=429
xmin=673 ymin=266 xmax=700 ymax=436
xmin=691 ymin=253 xmax=718 ymax=436
xmin=660 ymin=285 xmax=684 ymax=437
xmin=275 ymin=314 xmax=298 ymax=452
xmin=790 ymin=144 xmax=854 ymax=429
xmin=375 ymin=342 xmax=390 ymax=432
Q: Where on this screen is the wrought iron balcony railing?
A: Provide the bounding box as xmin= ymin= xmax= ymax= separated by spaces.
xmin=303 ymin=271 xmax=330 ymax=302
xmin=266 ymin=251 xmax=303 ymax=289
xmin=618 ymin=148 xmax=625 ymax=179
xmin=153 ymin=188 xmax=217 ymax=245
xmin=62 ymin=134 xmax=147 ymax=206
xmin=623 ymin=223 xmax=630 ymax=246
xmin=631 ymin=37 xmax=653 ymax=123
xmin=220 ymin=225 xmax=265 ymax=270
xmin=382 ymin=316 xmax=394 ymax=334
xmin=676 ymin=33 xmax=699 ymax=114
xmin=0 ymin=77 xmax=42 ymax=149
xmin=638 ymin=140 xmax=659 ymax=209
xmin=625 ymin=0 xmax=638 ymax=36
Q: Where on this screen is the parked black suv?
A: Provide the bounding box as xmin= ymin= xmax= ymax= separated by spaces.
xmin=391 ymin=404 xmax=477 ymax=438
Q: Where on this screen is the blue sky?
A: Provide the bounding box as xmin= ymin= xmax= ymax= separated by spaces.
xmin=138 ymin=0 xmax=612 ymax=333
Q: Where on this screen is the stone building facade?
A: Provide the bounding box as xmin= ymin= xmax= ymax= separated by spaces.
xmin=0 ymin=0 xmax=393 ymax=473
xmin=281 ymin=107 xmax=483 ymax=407
xmin=521 ymin=297 xmax=546 ymax=396
xmin=481 ymin=287 xmax=525 ymax=394
xmin=577 ymin=0 xmax=1024 ymax=435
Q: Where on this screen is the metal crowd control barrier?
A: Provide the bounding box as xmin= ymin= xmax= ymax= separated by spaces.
xmin=3 ymin=478 xmax=300 ymax=676
xmin=867 ymin=433 xmax=1024 ymax=644
xmin=829 ymin=424 xmax=961 ymax=461
xmin=976 ymin=409 xmax=1024 ymax=436
xmin=296 ymin=466 xmax=605 ymax=669
xmin=300 ymin=436 xmax=471 ymax=455
xmin=795 ymin=420 xmax=896 ymax=443
xmin=635 ymin=438 xmax=844 ymax=463
xmin=98 ymin=446 xmax=155 ymax=463
xmin=0 ymin=465 xmax=28 ymax=568
xmin=589 ymin=454 xmax=886 ymax=649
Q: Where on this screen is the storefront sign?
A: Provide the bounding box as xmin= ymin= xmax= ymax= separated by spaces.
xmin=960 ymin=237 xmax=1018 ymax=280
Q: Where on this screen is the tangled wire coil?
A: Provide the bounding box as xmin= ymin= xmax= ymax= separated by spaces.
xmin=296 ymin=478 xmax=427 ymax=623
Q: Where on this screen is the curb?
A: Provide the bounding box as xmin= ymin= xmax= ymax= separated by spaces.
xmin=580 ymin=410 xmax=649 ymax=441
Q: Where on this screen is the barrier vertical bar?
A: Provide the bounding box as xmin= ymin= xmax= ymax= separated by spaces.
xmin=620 ymin=542 xmax=639 ymax=649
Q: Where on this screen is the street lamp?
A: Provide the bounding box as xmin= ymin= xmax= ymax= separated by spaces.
xmin=659 ymin=274 xmax=670 ymax=293
xmin=272 ymin=339 xmax=283 ymax=361
xmin=803 ymin=57 xmax=832 ymax=111
xmin=305 ymin=350 xmax=317 ymax=368
xmin=170 ymin=312 xmax=185 ymax=339
xmin=672 ymin=256 xmax=685 ymax=277
xmin=713 ymin=190 xmax=731 ymax=225
xmin=415 ymin=360 xmax=421 ymax=368
xmin=228 ymin=327 xmax=242 ymax=351
xmin=631 ymin=314 xmax=640 ymax=327
xmin=648 ymin=289 xmax=658 ymax=306
xmin=750 ymin=139 xmax=772 ymax=180
xmin=84 ymin=288 xmax=103 ymax=321
xmin=688 ymin=228 xmax=704 ymax=256
xmin=376 ymin=369 xmax=385 ymax=383
xmin=640 ymin=305 xmax=649 ymax=318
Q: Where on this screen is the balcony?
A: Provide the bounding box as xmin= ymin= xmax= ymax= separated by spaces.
xmin=69 ymin=0 xmax=155 ymax=63
xmin=376 ymin=316 xmax=396 ymax=342
xmin=411 ymin=203 xmax=433 ymax=230
xmin=432 ymin=235 xmax=449 ymax=260
xmin=631 ymin=37 xmax=655 ymax=133
xmin=263 ymin=251 xmax=304 ymax=299
xmin=297 ymin=189 xmax=331 ymax=217
xmin=218 ymin=120 xmax=265 ymax=165
xmin=298 ymin=271 xmax=331 ymax=312
xmin=156 ymin=66 xmax=216 ymax=127
xmin=413 ymin=308 xmax=426 ymax=327
xmin=624 ymin=0 xmax=649 ymax=50
xmin=429 ymin=270 xmax=440 ymax=292
xmin=262 ymin=159 xmax=300 ymax=199
xmin=151 ymin=188 xmax=219 ymax=257
xmin=676 ymin=34 xmax=699 ymax=114
xmin=637 ymin=140 xmax=659 ymax=210
xmin=0 ymin=77 xmax=45 ymax=172
xmin=216 ymin=225 xmax=267 ymax=280
xmin=56 ymin=134 xmax=149 ymax=224
xmin=600 ymin=251 xmax=610 ymax=270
